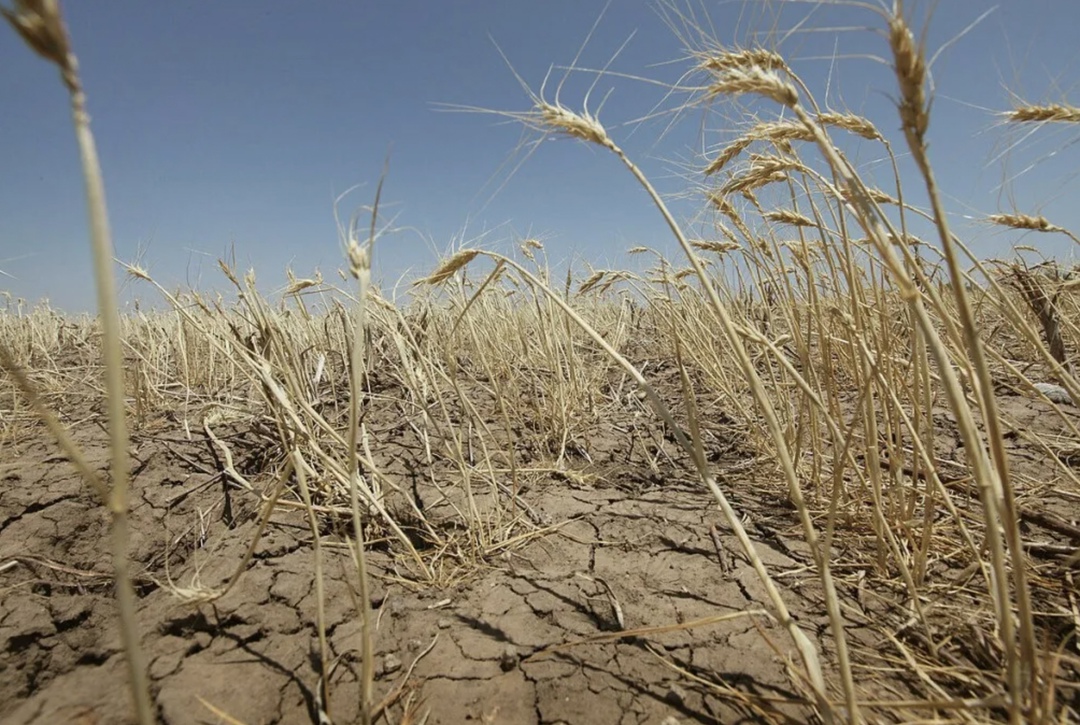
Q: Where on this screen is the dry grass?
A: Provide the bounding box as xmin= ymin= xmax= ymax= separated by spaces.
xmin=3 ymin=1 xmax=1080 ymax=724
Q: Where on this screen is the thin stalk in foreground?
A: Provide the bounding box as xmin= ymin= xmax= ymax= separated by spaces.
xmin=344 ymin=168 xmax=388 ymax=725
xmin=2 ymin=2 xmax=153 ymax=722
xmin=888 ymin=7 xmax=1036 ymax=715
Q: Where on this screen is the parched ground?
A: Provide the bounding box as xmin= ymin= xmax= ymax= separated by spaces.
xmin=2 ymin=378 xmax=1078 ymax=724
xmin=0 ymin=432 xmax=827 ymax=724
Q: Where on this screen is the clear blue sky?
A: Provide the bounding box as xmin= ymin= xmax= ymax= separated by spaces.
xmin=2 ymin=1 xmax=1079 ymax=312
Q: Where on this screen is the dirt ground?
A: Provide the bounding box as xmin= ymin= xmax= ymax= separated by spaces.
xmin=2 ymin=376 xmax=1079 ymax=724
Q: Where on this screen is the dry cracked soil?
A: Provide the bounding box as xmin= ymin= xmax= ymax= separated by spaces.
xmin=3 ymin=381 xmax=1079 ymax=724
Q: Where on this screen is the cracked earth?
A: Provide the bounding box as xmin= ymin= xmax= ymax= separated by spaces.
xmin=18 ymin=376 xmax=1079 ymax=723
xmin=0 ymin=412 xmax=861 ymax=724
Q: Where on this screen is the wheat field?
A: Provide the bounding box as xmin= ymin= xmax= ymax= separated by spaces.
xmin=2 ymin=1 xmax=1079 ymax=723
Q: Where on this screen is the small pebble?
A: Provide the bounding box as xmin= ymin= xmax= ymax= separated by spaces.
xmin=499 ymin=644 xmax=518 ymax=672
xmin=437 ymin=617 xmax=451 ymax=629
xmin=664 ymin=684 xmax=687 ymax=706
xmin=1035 ymin=382 xmax=1073 ymax=405
xmin=382 ymin=653 xmax=402 ymax=675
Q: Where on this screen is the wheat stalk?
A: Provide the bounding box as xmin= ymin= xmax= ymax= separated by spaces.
xmin=1 ymin=3 xmax=154 ymax=722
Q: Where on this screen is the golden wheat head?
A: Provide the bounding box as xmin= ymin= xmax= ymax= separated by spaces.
xmin=1006 ymin=104 xmax=1080 ymax=124
xmin=416 ymin=249 xmax=481 ymax=286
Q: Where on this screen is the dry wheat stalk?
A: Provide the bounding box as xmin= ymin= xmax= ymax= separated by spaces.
xmin=1006 ymin=104 xmax=1080 ymax=124
xmin=889 ymin=6 xmax=929 ymax=139
xmin=539 ymin=101 xmax=609 ymax=146
xmin=818 ymin=112 xmax=883 ymax=141
xmin=577 ymin=270 xmax=607 ymax=294
xmin=749 ymin=120 xmax=815 ymax=143
xmin=698 ymin=48 xmax=787 ymax=73
xmin=763 ymin=209 xmax=816 ymax=228
xmin=720 ymin=154 xmax=803 ymax=195
xmin=705 ymin=65 xmax=799 ymax=107
xmin=988 ymin=213 xmax=1063 ymax=234
xmin=2 ymin=2 xmax=154 ymax=722
xmin=417 ymin=249 xmax=481 ymax=286
xmin=866 ymin=188 xmax=900 ymax=205
xmin=885 ymin=5 xmax=1036 ymax=717
xmin=705 ymin=138 xmax=754 ymax=176
xmin=689 ymin=239 xmax=742 ymax=254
